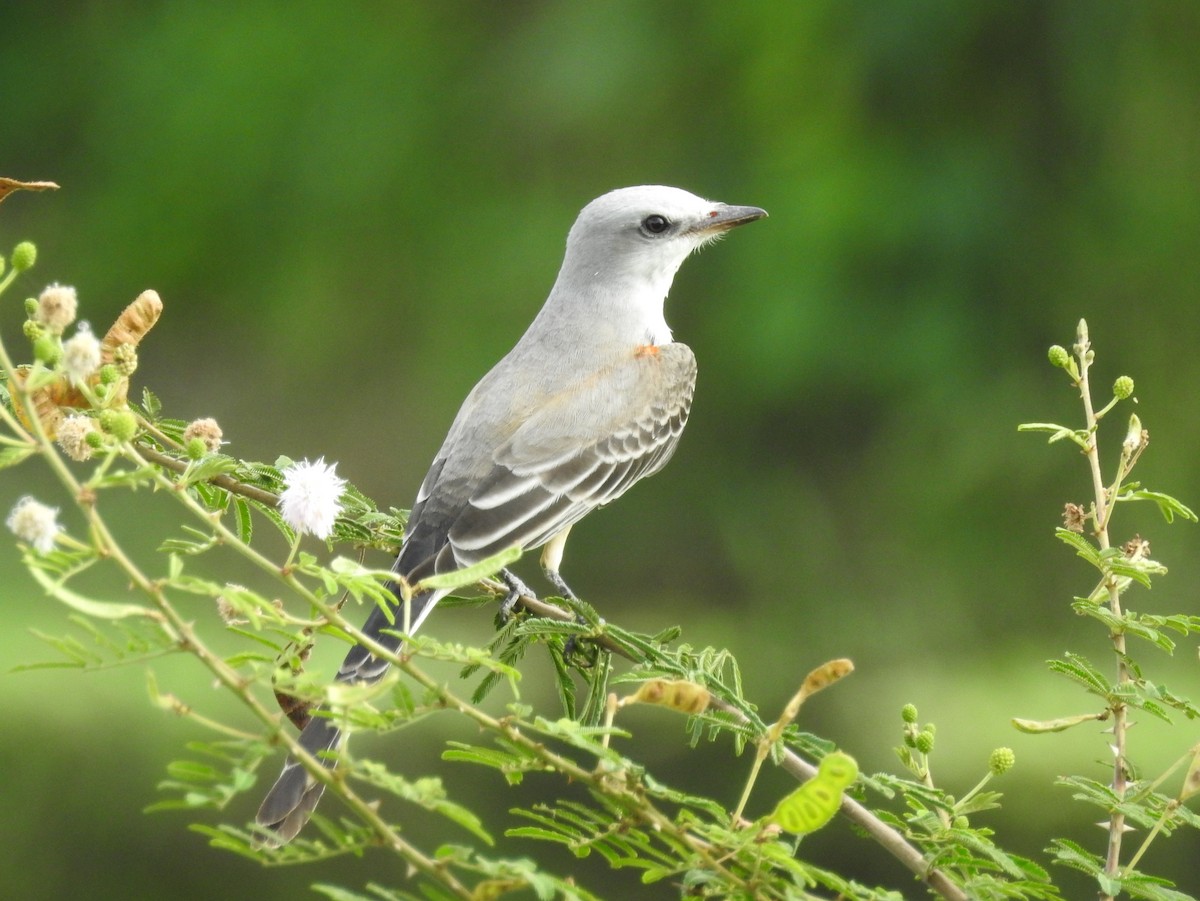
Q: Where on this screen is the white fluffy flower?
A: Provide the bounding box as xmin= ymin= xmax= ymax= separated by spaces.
xmin=62 ymin=322 xmax=102 ymax=384
xmin=279 ymin=458 xmax=346 ymax=540
xmin=36 ymin=283 xmax=79 ymax=334
xmin=6 ymin=496 xmax=61 ymax=554
xmin=56 ymin=414 xmax=96 ymax=462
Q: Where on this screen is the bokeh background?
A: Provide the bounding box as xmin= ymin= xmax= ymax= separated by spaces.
xmin=3 ymin=3 xmax=1200 ymax=898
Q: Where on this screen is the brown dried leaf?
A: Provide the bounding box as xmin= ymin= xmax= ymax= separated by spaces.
xmin=0 ymin=177 xmax=60 ymax=205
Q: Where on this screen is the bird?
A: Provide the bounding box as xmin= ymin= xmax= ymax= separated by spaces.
xmin=256 ymin=185 xmax=767 ymax=844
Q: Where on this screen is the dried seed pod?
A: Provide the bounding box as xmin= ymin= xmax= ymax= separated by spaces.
xmin=9 ymin=367 xmax=77 ymax=438
xmin=101 ymin=289 xmax=162 ymax=362
xmin=10 ymin=290 xmax=165 ymax=437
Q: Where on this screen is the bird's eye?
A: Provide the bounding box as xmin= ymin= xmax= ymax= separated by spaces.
xmin=641 ymin=214 xmax=670 ymax=235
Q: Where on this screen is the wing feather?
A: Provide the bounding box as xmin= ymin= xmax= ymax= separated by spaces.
xmin=411 ymin=344 xmax=696 ymax=573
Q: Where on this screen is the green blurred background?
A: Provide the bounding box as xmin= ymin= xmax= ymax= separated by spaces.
xmin=3 ymin=2 xmax=1200 ymax=897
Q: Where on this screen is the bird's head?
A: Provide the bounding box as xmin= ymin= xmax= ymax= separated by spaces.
xmin=562 ymin=185 xmax=767 ymax=288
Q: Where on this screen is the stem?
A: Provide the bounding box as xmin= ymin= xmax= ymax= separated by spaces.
xmin=1075 ymin=324 xmax=1129 ymax=898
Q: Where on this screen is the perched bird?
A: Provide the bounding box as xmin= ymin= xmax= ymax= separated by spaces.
xmin=256 ymin=185 xmax=767 ymax=843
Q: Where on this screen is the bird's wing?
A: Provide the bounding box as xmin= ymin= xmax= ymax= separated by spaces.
xmin=437 ymin=342 xmax=696 ymax=565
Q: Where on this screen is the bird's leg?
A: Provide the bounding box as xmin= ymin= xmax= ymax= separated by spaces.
xmin=540 ymin=527 xmax=578 ymax=600
xmin=498 ymin=568 xmax=536 ymax=621
xmin=543 ymin=567 xmax=580 ymax=602
xmin=540 ymin=528 xmax=598 ymax=662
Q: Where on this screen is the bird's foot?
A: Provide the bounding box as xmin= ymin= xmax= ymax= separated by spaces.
xmin=498 ymin=569 xmax=536 ymax=621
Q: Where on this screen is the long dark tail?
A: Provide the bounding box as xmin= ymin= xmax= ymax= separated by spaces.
xmin=255 ymin=587 xmax=437 ymax=845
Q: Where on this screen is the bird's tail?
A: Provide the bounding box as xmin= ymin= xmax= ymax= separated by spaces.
xmin=255 ymin=585 xmax=438 ymax=845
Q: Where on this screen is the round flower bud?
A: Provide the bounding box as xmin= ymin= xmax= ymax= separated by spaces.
xmin=24 ymin=297 xmax=37 ymax=317
xmin=1113 ymin=376 xmax=1134 ymax=400
xmin=185 ymin=437 xmax=209 ymax=460
xmin=989 ymin=746 xmax=1015 ymax=776
xmin=915 ymin=730 xmax=935 ymax=754
xmin=35 ymin=284 xmax=78 ymax=334
xmin=1047 ymin=345 xmax=1070 ymax=369
xmin=11 ymin=241 xmax=37 ymax=272
xmin=23 ymin=319 xmax=45 ymax=341
xmin=85 ymin=430 xmax=105 ymax=450
xmin=32 ymin=334 xmax=61 ymax=366
xmin=99 ymin=409 xmax=138 ymax=442
xmin=98 ymin=364 xmax=121 ymax=385
xmin=901 ymin=703 xmax=918 ymax=724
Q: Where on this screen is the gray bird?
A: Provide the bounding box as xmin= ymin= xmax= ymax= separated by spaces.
xmin=256 ymin=185 xmax=767 ymax=844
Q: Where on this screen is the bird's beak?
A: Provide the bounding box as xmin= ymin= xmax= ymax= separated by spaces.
xmin=690 ymin=203 xmax=768 ymax=236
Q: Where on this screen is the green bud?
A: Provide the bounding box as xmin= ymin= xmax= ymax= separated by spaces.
xmin=93 ymin=383 xmax=108 ymax=400
xmin=1047 ymin=345 xmax=1070 ymax=369
xmin=989 ymin=746 xmax=1015 ymax=776
xmin=901 ymin=703 xmax=918 ymax=724
xmin=85 ymin=430 xmax=105 ymax=449
xmin=185 ymin=437 xmax=208 ymax=460
xmin=10 ymin=241 xmax=36 ymax=272
xmin=915 ymin=730 xmax=935 ymax=754
xmin=98 ymin=364 xmax=121 ymax=385
xmin=953 ymin=815 xmax=970 ymax=829
xmin=23 ymin=318 xmax=45 ymax=341
xmin=1113 ymin=376 xmax=1134 ymax=400
xmin=24 ymin=297 xmax=37 ymax=317
xmin=32 ymin=334 xmax=61 ymax=366
xmin=99 ymin=409 xmax=138 ymax=442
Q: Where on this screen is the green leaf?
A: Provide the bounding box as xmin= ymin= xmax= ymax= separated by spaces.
xmin=1017 ymin=422 xmax=1089 ymax=447
xmin=1047 ymin=653 xmax=1112 ymax=698
xmin=0 ymin=444 xmax=35 ymax=470
xmin=180 ymin=453 xmax=239 ymax=487
xmin=1123 ymin=488 xmax=1199 ymax=523
xmin=232 ymin=496 xmax=252 ymax=543
xmin=141 ymin=387 xmax=162 ymax=420
xmin=1053 ymin=528 xmax=1102 ymax=567
xmin=28 ymin=563 xmax=156 ymax=620
xmin=416 ymin=545 xmax=522 ymax=592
